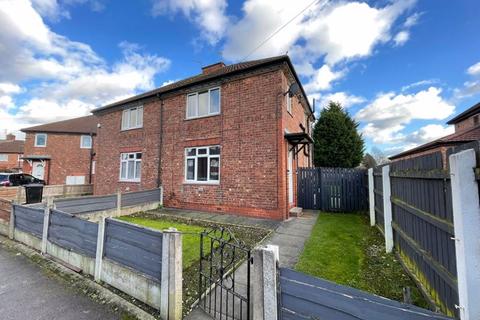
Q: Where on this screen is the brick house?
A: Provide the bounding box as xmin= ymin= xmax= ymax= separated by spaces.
xmin=93 ymin=56 xmax=314 ymax=220
xmin=0 ymin=134 xmax=24 ymax=172
xmin=390 ymin=101 xmax=480 ymax=164
xmin=21 ymin=115 xmax=97 ymax=185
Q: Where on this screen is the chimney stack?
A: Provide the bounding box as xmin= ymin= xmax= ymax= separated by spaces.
xmin=202 ymin=62 xmax=226 ymax=75
xmin=6 ymin=133 xmax=15 ymax=141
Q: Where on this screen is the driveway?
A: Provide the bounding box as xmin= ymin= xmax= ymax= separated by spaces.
xmin=0 ymin=244 xmax=121 ymax=320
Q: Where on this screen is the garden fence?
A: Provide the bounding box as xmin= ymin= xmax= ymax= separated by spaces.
xmin=368 ymin=144 xmax=480 ymax=319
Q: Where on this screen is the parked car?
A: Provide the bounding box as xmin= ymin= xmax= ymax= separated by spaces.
xmin=0 ymin=173 xmax=45 ymax=186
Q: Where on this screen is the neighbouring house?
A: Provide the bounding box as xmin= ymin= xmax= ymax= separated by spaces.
xmin=92 ymin=55 xmax=314 ymax=220
xmin=390 ymin=101 xmax=480 ymax=163
xmin=21 ymin=115 xmax=97 ymax=185
xmin=0 ymin=134 xmax=24 ymax=172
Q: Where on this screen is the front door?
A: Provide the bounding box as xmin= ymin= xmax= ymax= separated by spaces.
xmin=288 ymin=148 xmax=294 ymax=205
xmin=32 ymin=161 xmax=45 ymax=180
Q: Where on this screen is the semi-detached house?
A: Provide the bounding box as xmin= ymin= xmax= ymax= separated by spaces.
xmin=92 ymin=55 xmax=314 ymax=220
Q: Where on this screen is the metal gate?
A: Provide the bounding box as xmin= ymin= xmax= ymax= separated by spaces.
xmin=198 ymin=228 xmax=251 ymax=320
xmin=297 ymin=167 xmax=368 ymax=212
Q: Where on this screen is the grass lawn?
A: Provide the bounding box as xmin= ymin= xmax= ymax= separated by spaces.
xmin=296 ymin=212 xmax=428 ymax=308
xmin=117 ymin=213 xmax=270 ymax=315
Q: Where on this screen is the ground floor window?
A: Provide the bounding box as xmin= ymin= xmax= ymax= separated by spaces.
xmin=120 ymin=152 xmax=142 ymax=182
xmin=185 ymin=146 xmax=220 ymax=183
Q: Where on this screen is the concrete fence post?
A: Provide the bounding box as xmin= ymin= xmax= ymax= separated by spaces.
xmin=382 ymin=165 xmax=394 ymax=253
xmin=16 ymin=187 xmax=22 ymax=204
xmin=159 ymin=186 xmax=164 ymax=207
xmin=8 ymin=200 xmax=15 ymax=240
xmin=161 ymin=228 xmax=182 ymax=320
xmin=449 ymin=149 xmax=480 ymax=320
xmin=251 ymin=245 xmax=280 ymax=320
xmin=41 ymin=197 xmax=53 ymax=254
xmin=116 ymin=190 xmax=122 ymax=215
xmin=368 ymin=168 xmax=375 ymax=227
xmin=94 ymin=217 xmax=106 ymax=282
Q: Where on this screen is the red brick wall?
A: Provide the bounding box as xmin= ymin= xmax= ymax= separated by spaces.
xmin=0 ymin=153 xmax=22 ymax=171
xmin=94 ymin=101 xmax=161 ymax=195
xmin=94 ymin=63 xmax=312 ymax=220
xmin=23 ymin=133 xmax=94 ymax=185
xmin=454 ymin=116 xmax=476 ymax=132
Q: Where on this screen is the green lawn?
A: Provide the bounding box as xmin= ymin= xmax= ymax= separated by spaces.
xmin=118 ymin=215 xmax=206 ymax=269
xmin=296 ymin=212 xmax=428 ymax=308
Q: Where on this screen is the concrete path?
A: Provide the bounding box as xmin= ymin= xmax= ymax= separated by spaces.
xmin=0 ymin=244 xmax=121 ymax=320
xmin=185 ymin=210 xmax=318 ymax=319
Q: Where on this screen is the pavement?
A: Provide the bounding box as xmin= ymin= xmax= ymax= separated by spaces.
xmin=184 ymin=210 xmax=319 ymax=320
xmin=0 ymin=244 xmax=121 ymax=320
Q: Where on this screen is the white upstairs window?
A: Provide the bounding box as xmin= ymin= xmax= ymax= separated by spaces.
xmin=35 ymin=133 xmax=47 ymax=147
xmin=186 ymin=87 xmax=220 ymax=119
xmin=121 ymin=106 xmax=143 ymax=130
xmin=80 ymin=135 xmax=92 ymax=148
xmin=286 ymin=94 xmax=292 ymax=114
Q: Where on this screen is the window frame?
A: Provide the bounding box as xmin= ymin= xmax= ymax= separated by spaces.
xmin=34 ymin=133 xmax=47 ymax=147
xmin=80 ymin=135 xmax=92 ymax=149
xmin=121 ymin=106 xmax=143 ymax=131
xmin=185 ymin=87 xmax=221 ymax=120
xmin=0 ymin=154 xmax=8 ymax=162
xmin=119 ymin=152 xmax=142 ymax=182
xmin=286 ymin=93 xmax=292 ymax=114
xmin=184 ymin=145 xmax=221 ymax=184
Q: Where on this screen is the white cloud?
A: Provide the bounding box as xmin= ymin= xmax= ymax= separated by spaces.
xmin=404 ymin=12 xmax=422 ymax=28
xmin=313 ymin=91 xmax=365 ymax=110
xmin=467 ymin=61 xmax=480 ymax=76
xmin=393 ymin=30 xmax=409 ymax=46
xmin=401 ymin=79 xmax=439 ymax=91
xmin=303 ymin=65 xmax=344 ymax=93
xmin=404 ymin=124 xmax=454 ymax=145
xmin=31 ymin=0 xmax=105 ymax=21
xmin=0 ymin=0 xmax=170 ymax=133
xmin=356 ymin=87 xmax=455 ymax=144
xmin=222 ymin=0 xmax=416 ymax=65
xmin=151 ymin=0 xmax=228 ymax=45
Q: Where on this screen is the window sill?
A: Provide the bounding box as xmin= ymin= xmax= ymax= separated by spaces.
xmin=185 ymin=113 xmax=220 ymax=121
xmin=34 ymin=145 xmax=46 ymax=148
xmin=119 ymin=180 xmax=141 ymax=183
xmin=120 ymin=126 xmax=143 ymax=132
xmin=183 ymin=181 xmax=220 ymax=186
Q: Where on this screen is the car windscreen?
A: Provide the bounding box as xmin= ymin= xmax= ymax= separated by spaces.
xmin=0 ymin=174 xmax=9 ymax=182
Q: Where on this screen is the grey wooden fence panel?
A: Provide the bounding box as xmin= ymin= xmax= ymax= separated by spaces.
xmin=55 ymin=195 xmax=117 ymax=214
xmin=373 ymin=166 xmax=384 ymax=231
xmin=389 ymin=151 xmax=458 ymax=317
xmin=104 ymin=219 xmax=163 ymax=281
xmin=14 ymin=205 xmax=44 ymax=238
xmin=121 ymin=189 xmax=161 ymax=207
xmin=279 ymin=268 xmax=453 ymax=320
xmin=48 ymin=209 xmax=98 ymax=257
xmin=297 ymin=167 xmax=367 ymax=212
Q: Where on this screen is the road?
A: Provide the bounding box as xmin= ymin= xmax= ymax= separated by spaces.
xmin=0 ymin=244 xmax=121 ymax=320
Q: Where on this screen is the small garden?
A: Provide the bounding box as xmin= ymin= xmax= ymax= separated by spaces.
xmin=295 ymin=212 xmax=429 ymax=308
xmin=118 ymin=213 xmax=270 ymax=315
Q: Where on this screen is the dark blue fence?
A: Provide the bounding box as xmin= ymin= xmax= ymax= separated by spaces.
xmin=13 ymin=205 xmax=44 ymax=238
xmin=279 ymin=268 xmax=453 ymax=320
xmin=48 ymin=209 xmax=98 ymax=257
xmin=104 ymin=218 xmax=163 ymax=281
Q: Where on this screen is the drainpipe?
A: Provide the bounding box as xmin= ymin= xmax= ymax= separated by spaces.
xmin=156 ymin=94 xmax=164 ymax=188
xmin=88 ymin=132 xmax=95 ymax=184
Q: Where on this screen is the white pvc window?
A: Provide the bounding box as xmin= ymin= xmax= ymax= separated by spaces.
xmin=121 ymin=106 xmax=143 ymax=130
xmin=119 ymin=152 xmax=142 ymax=182
xmin=286 ymin=94 xmax=292 ymax=114
xmin=35 ymin=133 xmax=47 ymax=147
xmin=186 ymin=87 xmax=220 ymax=119
xmin=80 ymin=135 xmax=92 ymax=148
xmin=0 ymin=154 xmax=7 ymax=161
xmin=185 ymin=146 xmax=220 ymax=183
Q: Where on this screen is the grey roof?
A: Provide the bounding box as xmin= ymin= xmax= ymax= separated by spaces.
xmin=92 ymin=55 xmax=313 ymax=116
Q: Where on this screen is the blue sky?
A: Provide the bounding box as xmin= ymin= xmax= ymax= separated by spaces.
xmin=0 ymin=0 xmax=479 ymax=156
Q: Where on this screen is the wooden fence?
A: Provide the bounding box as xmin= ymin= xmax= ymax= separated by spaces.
xmin=371 ymin=152 xmax=458 ymax=317
xmin=0 ymin=184 xmax=93 ymax=202
xmin=297 ymin=167 xmax=368 ymax=212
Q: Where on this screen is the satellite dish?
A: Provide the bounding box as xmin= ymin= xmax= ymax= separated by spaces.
xmin=288 ymin=83 xmax=300 ymax=97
